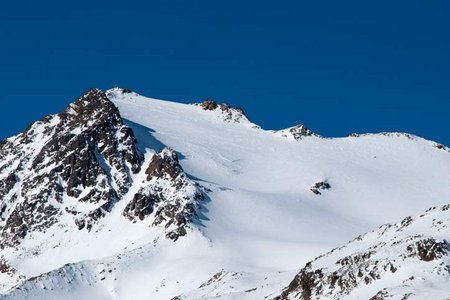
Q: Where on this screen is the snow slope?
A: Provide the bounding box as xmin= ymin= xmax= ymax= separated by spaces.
xmin=110 ymin=88 xmax=450 ymax=267
xmin=0 ymin=88 xmax=449 ymax=299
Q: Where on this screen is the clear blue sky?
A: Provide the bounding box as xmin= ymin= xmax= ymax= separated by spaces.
xmin=1 ymin=0 xmax=449 ymax=145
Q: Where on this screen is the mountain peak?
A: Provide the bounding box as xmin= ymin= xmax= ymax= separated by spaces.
xmin=64 ymin=88 xmax=114 ymax=116
xmin=0 ymin=89 xmax=144 ymax=249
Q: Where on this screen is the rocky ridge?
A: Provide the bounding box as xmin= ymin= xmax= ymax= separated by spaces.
xmin=276 ymin=204 xmax=450 ymax=300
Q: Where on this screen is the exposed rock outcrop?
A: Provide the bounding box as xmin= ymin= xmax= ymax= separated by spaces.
xmin=123 ymin=148 xmax=204 ymax=241
xmin=310 ymin=181 xmax=331 ymax=195
xmin=434 ymin=143 xmax=450 ymax=153
xmin=276 ymin=125 xmax=318 ymax=141
xmin=196 ymin=99 xmax=248 ymax=124
xmin=200 ymin=99 xmax=218 ymax=111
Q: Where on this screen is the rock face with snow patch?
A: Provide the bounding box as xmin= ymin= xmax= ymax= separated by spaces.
xmin=123 ymin=148 xmax=204 ymax=241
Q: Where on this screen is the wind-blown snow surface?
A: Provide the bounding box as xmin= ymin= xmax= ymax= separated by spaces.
xmin=0 ymin=88 xmax=449 ymax=299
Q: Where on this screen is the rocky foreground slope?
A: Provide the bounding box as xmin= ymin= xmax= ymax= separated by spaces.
xmin=275 ymin=204 xmax=450 ymax=300
xmin=0 ymin=88 xmax=448 ymax=299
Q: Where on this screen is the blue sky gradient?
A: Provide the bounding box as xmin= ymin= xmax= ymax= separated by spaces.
xmin=1 ymin=0 xmax=449 ymax=144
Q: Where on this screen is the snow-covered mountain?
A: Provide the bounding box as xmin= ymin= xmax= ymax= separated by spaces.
xmin=0 ymin=88 xmax=448 ymax=299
